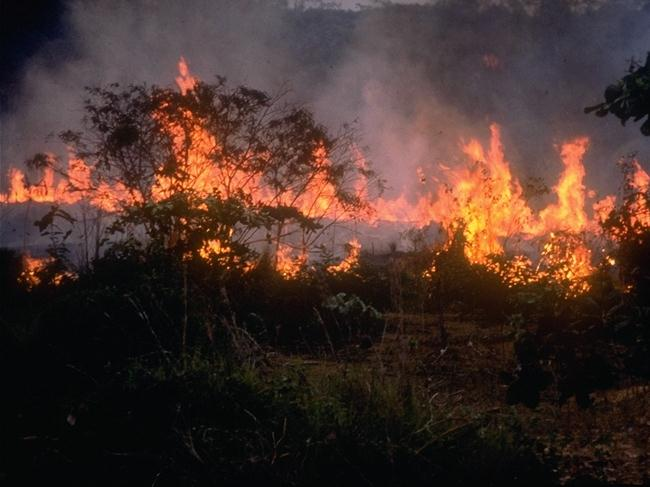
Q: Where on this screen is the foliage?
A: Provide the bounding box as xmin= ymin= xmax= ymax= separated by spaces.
xmin=0 ymin=325 xmax=555 ymax=486
xmin=33 ymin=204 xmax=77 ymax=277
xmin=320 ymin=292 xmax=383 ymax=348
xmin=425 ymin=230 xmax=511 ymax=321
xmin=221 ymin=260 xmax=385 ymax=351
xmin=55 ymin=77 xmax=376 ymax=267
xmin=505 ymin=292 xmax=619 ymax=409
xmin=585 ymin=52 xmax=650 ymax=135
xmin=0 ymin=248 xmax=24 ymax=303
xmin=498 ymin=56 xmax=650 ymax=410
xmin=599 ymin=158 xmax=650 ymax=294
xmin=503 ymin=268 xmax=647 ymax=409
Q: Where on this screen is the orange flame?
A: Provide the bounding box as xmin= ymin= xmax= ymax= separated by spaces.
xmin=628 ymin=160 xmax=650 ymax=230
xmin=3 ymin=57 xmax=650 ymax=292
xmin=1 ymin=155 xmax=132 ymax=212
xmin=18 ymin=255 xmax=76 ymax=288
xmin=535 ymin=138 xmax=589 ymax=234
xmin=328 ymin=238 xmax=361 ymax=273
xmin=275 ymin=244 xmax=306 ymax=279
xmin=175 ymin=56 xmax=197 ymax=95
xmin=372 ymin=126 xmax=619 ymax=294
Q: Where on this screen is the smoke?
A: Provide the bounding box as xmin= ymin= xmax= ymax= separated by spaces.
xmin=310 ymin=0 xmax=650 ymax=198
xmin=2 ymin=0 xmax=650 ymax=248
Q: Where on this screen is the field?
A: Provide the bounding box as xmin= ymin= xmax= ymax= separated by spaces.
xmin=2 ymin=246 xmax=648 ymax=487
xmin=341 ymin=313 xmax=650 ymax=484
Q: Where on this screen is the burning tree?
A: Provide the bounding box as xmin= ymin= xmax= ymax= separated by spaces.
xmin=52 ymin=59 xmax=376 ymax=271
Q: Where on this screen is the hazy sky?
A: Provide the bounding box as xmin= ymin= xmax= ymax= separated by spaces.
xmin=332 ymin=0 xmax=428 ymax=7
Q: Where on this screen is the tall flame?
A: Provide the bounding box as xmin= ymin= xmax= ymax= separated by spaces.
xmin=536 ymin=138 xmax=589 ymax=234
xmin=3 ymin=57 xmax=650 ymax=292
xmin=429 ymin=124 xmax=534 ymax=263
xmin=175 ymin=56 xmax=197 ymax=95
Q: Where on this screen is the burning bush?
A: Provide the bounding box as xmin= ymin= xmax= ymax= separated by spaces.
xmin=501 ymin=157 xmax=650 ymax=408
xmin=599 ymin=157 xmax=650 ymax=294
xmin=31 ymin=58 xmax=378 ymax=274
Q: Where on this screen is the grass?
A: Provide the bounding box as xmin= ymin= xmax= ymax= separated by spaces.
xmin=2 ymin=246 xmax=648 ymax=485
xmin=1 ymin=337 xmax=557 ymax=486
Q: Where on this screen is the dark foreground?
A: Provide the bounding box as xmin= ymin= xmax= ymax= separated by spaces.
xmin=2 ymin=310 xmax=648 ymax=486
xmin=2 ymin=243 xmax=650 ymax=486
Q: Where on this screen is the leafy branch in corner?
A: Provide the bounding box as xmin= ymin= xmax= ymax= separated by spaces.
xmin=585 ymin=52 xmax=650 ymax=135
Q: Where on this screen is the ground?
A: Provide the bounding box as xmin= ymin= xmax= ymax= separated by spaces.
xmin=277 ymin=312 xmax=650 ymax=485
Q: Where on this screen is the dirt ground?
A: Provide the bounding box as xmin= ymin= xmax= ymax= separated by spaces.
xmin=284 ymin=313 xmax=650 ymax=485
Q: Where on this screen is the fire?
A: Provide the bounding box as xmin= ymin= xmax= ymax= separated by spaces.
xmin=372 ymin=126 xmax=624 ymax=295
xmin=0 ymin=155 xmax=131 ymax=212
xmin=0 ymin=57 xmax=368 ymax=277
xmin=593 ymin=195 xmax=616 ymax=226
xmin=537 ymin=232 xmax=593 ymax=296
xmin=19 ymin=256 xmax=48 ymax=288
xmin=328 ymin=238 xmax=361 ymax=273
xmin=535 ymin=138 xmax=590 ymax=234
xmin=592 ymin=159 xmax=650 ymax=243
xmin=430 ymin=124 xmax=534 ymax=264
xmin=150 ymin=63 xmax=368 ymax=272
xmin=485 ymin=255 xmax=539 ymax=289
xmin=3 ymin=161 xmax=64 ymax=205
xmin=275 ymin=244 xmax=306 ymax=279
xmin=18 ymin=255 xmax=76 ymax=288
xmin=198 ymin=238 xmax=231 ymax=260
xmin=175 ymin=56 xmax=197 ymax=95
xmin=3 ymin=56 xmax=650 ymax=294
xmin=628 ymin=160 xmax=650 ymax=230
xmin=371 ymin=126 xmax=597 ymax=277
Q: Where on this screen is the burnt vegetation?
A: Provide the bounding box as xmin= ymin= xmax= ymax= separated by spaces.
xmin=2 ymin=73 xmax=650 ymax=486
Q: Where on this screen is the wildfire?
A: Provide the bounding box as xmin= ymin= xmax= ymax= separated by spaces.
xmin=275 ymin=244 xmax=306 ymax=279
xmin=377 ymin=126 xmax=643 ymax=295
xmin=2 ymin=57 xmax=650 ymax=294
xmin=485 ymin=255 xmax=539 ymax=289
xmin=175 ymin=56 xmax=197 ymax=95
xmin=536 ymin=138 xmax=590 ymax=233
xmin=1 ymin=155 xmax=132 ymax=212
xmin=18 ymin=255 xmax=76 ymax=288
xmin=19 ymin=256 xmax=47 ymax=288
xmin=198 ymin=238 xmax=231 ymax=260
xmin=430 ymin=124 xmax=535 ymax=263
xmin=328 ymin=238 xmax=361 ymax=273
xmin=593 ymin=195 xmax=617 ymax=226
xmin=628 ymin=160 xmax=650 ymax=231
xmin=537 ymin=232 xmax=594 ymax=296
